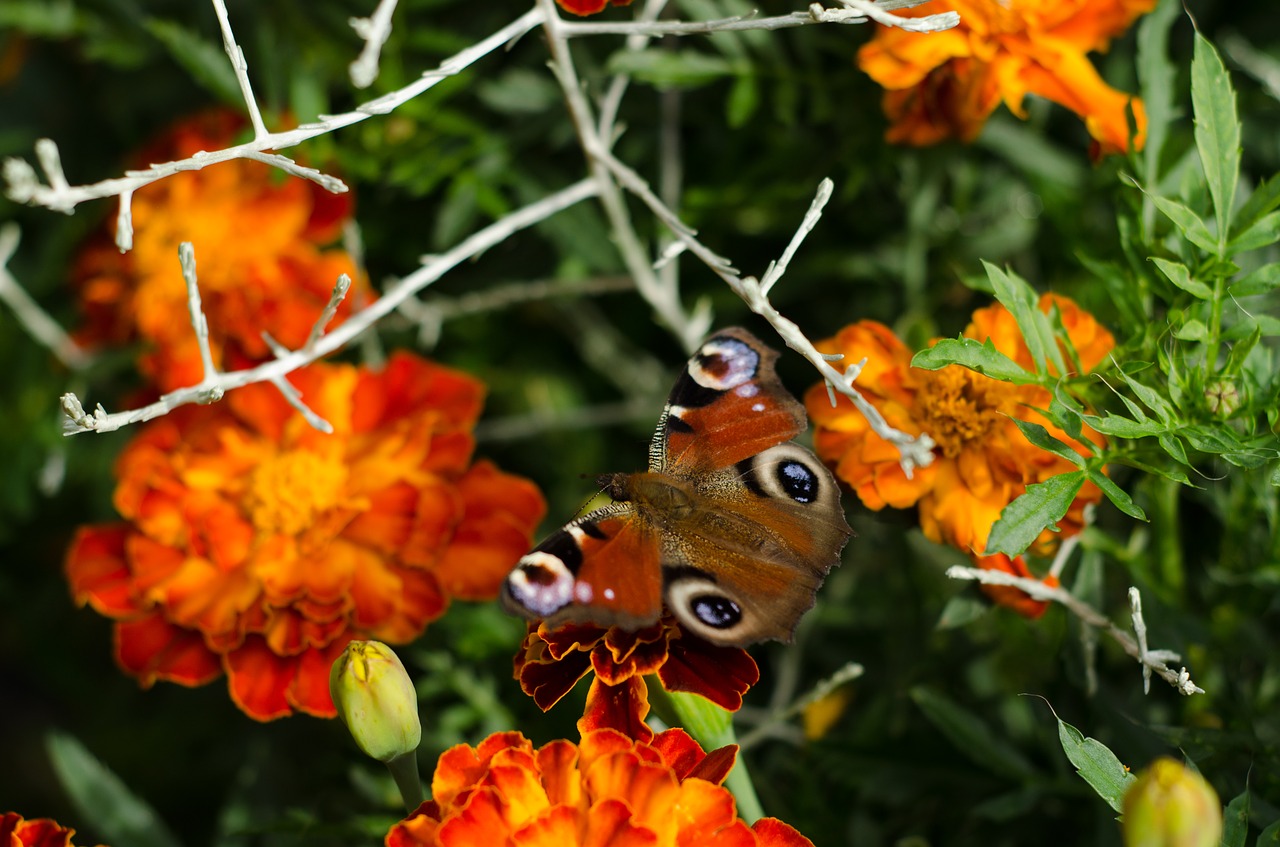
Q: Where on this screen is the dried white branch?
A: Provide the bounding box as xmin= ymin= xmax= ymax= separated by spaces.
xmin=563 ymin=0 xmax=956 ymax=36
xmin=4 ymin=8 xmax=543 ymax=251
xmin=305 ymin=274 xmax=353 ymax=350
xmin=737 ymin=661 xmax=864 ymax=751
xmin=178 ymin=243 xmax=221 ymax=395
xmin=60 ymin=178 xmax=599 ymax=435
xmin=0 ymin=224 xmax=90 ymax=371
xmin=210 ymin=0 xmax=269 ymax=141
xmin=947 ymin=567 xmax=1204 ymax=696
xmin=259 ymin=331 xmax=335 ymax=433
xmin=349 ymin=0 xmax=401 ymax=89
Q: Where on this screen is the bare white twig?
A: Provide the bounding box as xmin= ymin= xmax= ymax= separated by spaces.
xmin=4 ymin=8 xmax=543 ymax=251
xmin=0 ymin=224 xmax=90 ymax=371
xmin=210 ymin=0 xmax=269 ymax=141
xmin=178 ymin=243 xmax=221 ymax=395
xmin=305 ymin=274 xmax=353 ymax=350
xmin=349 ymin=0 xmax=401 ymax=88
xmin=829 ymin=0 xmax=958 ymax=31
xmin=60 ymin=178 xmax=600 ymax=435
xmin=560 ymin=0 xmax=957 ymax=35
xmin=947 ymin=567 xmax=1204 ymax=696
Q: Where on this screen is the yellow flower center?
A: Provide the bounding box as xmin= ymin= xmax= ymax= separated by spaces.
xmin=914 ymin=365 xmax=1020 ymax=458
xmin=244 ymin=449 xmax=348 ymax=535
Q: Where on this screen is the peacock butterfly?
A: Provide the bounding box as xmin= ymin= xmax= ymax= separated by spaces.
xmin=502 ymin=327 xmax=852 ymax=647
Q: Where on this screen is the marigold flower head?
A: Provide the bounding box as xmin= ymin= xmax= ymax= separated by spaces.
xmin=73 ymin=109 xmax=369 ymax=392
xmin=1 ymin=814 xmax=105 ymax=847
xmin=65 ymin=352 xmax=545 ymax=720
xmin=385 ymin=729 xmax=813 ymax=847
xmin=554 ymin=0 xmax=633 ymax=17
xmin=514 ymin=616 xmax=760 ymax=742
xmin=857 ymin=0 xmax=1155 ymax=155
xmin=806 ymin=294 xmax=1112 ymax=563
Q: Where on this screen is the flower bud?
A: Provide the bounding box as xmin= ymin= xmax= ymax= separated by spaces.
xmin=330 ymin=640 xmax=422 ymax=762
xmin=1122 ymin=757 xmax=1222 ymax=847
xmin=1203 ymin=381 xmax=1240 ymax=417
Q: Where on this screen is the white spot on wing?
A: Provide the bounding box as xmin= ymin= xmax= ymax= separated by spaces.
xmin=603 ymin=588 xmax=615 ymax=600
xmin=752 ymin=402 xmax=765 ymax=412
xmin=688 ymin=337 xmax=758 ymax=391
xmin=507 ymin=552 xmax=575 ymax=616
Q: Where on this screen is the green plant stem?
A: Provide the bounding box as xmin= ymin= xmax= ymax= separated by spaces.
xmin=656 ymin=687 xmax=766 ymax=823
xmin=1205 ymin=274 xmax=1227 ymax=378
xmin=1150 ymin=477 xmax=1185 ymax=598
xmin=385 ymin=751 xmax=424 ymax=813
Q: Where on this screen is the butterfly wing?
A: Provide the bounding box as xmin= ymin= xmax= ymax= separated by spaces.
xmin=662 ymin=442 xmax=852 ymax=646
xmin=502 ymin=505 xmax=665 ymax=631
xmin=651 ymin=327 xmax=807 ymax=474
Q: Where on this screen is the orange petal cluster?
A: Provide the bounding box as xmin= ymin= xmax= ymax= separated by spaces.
xmin=65 ymin=353 xmax=545 ymax=720
xmin=554 ymin=0 xmax=633 ymax=17
xmin=385 ymin=729 xmax=813 ymax=847
xmin=857 ymin=0 xmax=1156 ymax=155
xmin=73 ymin=110 xmax=369 ymax=392
xmin=1 ymin=814 xmax=105 ymax=847
xmin=805 ymin=294 xmax=1112 ymax=615
xmin=514 ymin=617 xmax=760 ymax=741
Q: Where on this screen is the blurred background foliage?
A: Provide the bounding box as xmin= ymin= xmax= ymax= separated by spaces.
xmin=2 ymin=0 xmax=1279 ymax=845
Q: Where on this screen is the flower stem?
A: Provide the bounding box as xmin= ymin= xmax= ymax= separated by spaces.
xmin=1149 ymin=476 xmax=1185 ymax=599
xmin=662 ymin=689 xmax=765 ymax=823
xmin=385 ymin=751 xmax=424 ymax=813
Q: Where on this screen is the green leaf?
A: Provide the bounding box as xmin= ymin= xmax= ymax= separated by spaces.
xmin=1047 ymin=391 xmax=1085 ymax=442
xmin=910 ymin=337 xmax=1039 ymax=384
xmin=983 ymin=261 xmax=1067 ymax=376
xmin=1082 ymin=412 xmax=1166 ymax=438
xmin=605 ymin=48 xmax=735 ymax=89
xmin=1173 ymin=319 xmax=1209 ymax=341
xmin=1010 ymin=418 xmax=1085 ymax=467
xmin=1087 ymin=469 xmax=1147 ymax=520
xmin=1257 ymin=818 xmax=1280 ymax=846
xmin=1055 ymin=716 xmax=1137 ymax=813
xmin=1150 ymin=257 xmax=1212 ymax=299
xmin=726 ymin=75 xmax=759 ymax=128
xmin=1136 ymin=0 xmax=1180 ymax=186
xmin=1231 ymin=263 xmax=1280 ymax=297
xmin=1235 ymin=172 xmax=1280 ymax=234
xmin=910 ymin=687 xmax=1037 ymax=779
xmin=144 ymin=19 xmax=242 ymax=107
xmin=1116 ymin=369 xmax=1178 ymax=424
xmin=1223 ymin=325 xmax=1262 ymax=377
xmin=1223 ymin=789 xmax=1251 ymax=847
xmin=1158 ymin=432 xmax=1190 ymax=466
xmin=1151 ymin=195 xmax=1220 ymax=254
xmin=1228 ymin=210 xmax=1280 ymax=255
xmin=936 ymin=594 xmax=990 ymax=629
xmin=984 ymin=471 xmax=1087 ymax=556
xmin=1113 ymin=454 xmax=1195 ymax=486
xmin=0 ymin=0 xmax=78 ymax=34
xmin=1192 ymin=31 xmax=1240 ymax=247
xmin=47 ymin=731 xmax=183 ymax=847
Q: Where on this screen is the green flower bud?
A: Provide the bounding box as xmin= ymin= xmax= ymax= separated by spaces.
xmin=1122 ymin=757 xmax=1222 ymax=847
xmin=330 ymin=640 xmax=422 ymax=762
xmin=1203 ymin=380 xmax=1241 ymax=417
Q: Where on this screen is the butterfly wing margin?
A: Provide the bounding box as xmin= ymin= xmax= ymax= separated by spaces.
xmin=651 ymin=328 xmax=807 ymax=474
xmin=502 ymin=506 xmax=666 ymax=631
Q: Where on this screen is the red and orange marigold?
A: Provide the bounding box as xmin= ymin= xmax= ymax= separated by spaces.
xmin=805 ymin=294 xmax=1112 ymax=611
xmin=74 ymin=110 xmax=368 ymax=393
xmin=66 ymin=353 xmax=545 ymax=720
xmin=515 ymin=615 xmax=760 ymax=742
xmin=386 ymin=729 xmax=813 ymax=847
xmin=857 ymin=0 xmax=1156 ymax=155
xmin=0 ymin=815 xmax=105 ymax=847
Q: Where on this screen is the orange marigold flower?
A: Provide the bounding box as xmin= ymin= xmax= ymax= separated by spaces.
xmin=857 ymin=0 xmax=1155 ymax=155
xmin=555 ymin=0 xmax=633 ymax=17
xmin=385 ymin=729 xmax=813 ymax=847
xmin=515 ymin=617 xmax=760 ymax=743
xmin=65 ymin=352 xmax=545 ymax=721
xmin=972 ymin=552 xmax=1059 ymax=618
xmin=805 ymin=294 xmax=1112 ymax=560
xmin=73 ymin=110 xmax=369 ymax=392
xmin=0 ymin=814 xmax=105 ymax=847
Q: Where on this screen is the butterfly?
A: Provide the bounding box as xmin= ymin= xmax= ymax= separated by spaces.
xmin=502 ymin=327 xmax=852 ymax=647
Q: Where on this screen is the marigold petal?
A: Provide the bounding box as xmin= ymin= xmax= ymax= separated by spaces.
xmin=510 ymin=806 xmax=581 ymax=847
xmin=66 ymin=525 xmax=139 ymax=617
xmin=0 ymin=814 xmax=89 ymax=847
xmin=687 ymin=746 xmax=738 ymax=787
xmin=518 ymin=648 xmax=594 ymax=712
xmin=578 ymin=678 xmax=653 ymax=744
xmin=432 ymin=733 xmax=533 ymax=810
xmin=481 ymin=764 xmax=552 ymax=831
xmin=658 ymin=639 xmax=759 ymax=712
xmin=115 ymin=614 xmax=221 ymax=687
xmin=223 ymin=636 xmax=295 ymax=721
xmin=386 ymin=802 xmax=442 ymax=847
xmin=974 ymin=553 xmax=1058 ymax=619
xmin=1015 ymin=41 xmax=1146 ymax=153
xmin=438 ymin=787 xmax=514 ymax=847
xmin=583 ymin=752 xmax=680 ymax=841
xmin=751 ymin=817 xmax=816 ymax=847
xmin=354 ymin=353 xmax=485 ymax=438
xmin=536 ymin=740 xmax=584 ymax=808
xmin=647 ymin=729 xmax=707 ymax=780
xmin=583 ymin=799 xmax=658 ymax=847
xmin=671 ymin=778 xmax=739 ymax=842
xmin=286 ymin=638 xmax=351 ymax=717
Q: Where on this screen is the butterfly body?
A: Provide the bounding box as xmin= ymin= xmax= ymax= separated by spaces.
xmin=503 ymin=328 xmax=851 ymax=647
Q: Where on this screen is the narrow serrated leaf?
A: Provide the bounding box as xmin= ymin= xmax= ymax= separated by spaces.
xmin=1055 ymin=717 xmax=1137 ymax=813
xmin=1192 ymin=32 xmax=1240 ymax=247
xmin=983 ymin=261 xmax=1067 ymax=376
xmin=984 ymin=471 xmax=1087 ymax=556
xmin=144 ymin=19 xmax=242 ymax=106
xmin=1231 ymin=263 xmax=1280 ymax=297
xmin=1223 ymin=789 xmax=1251 ymax=847
xmin=605 ymin=48 xmax=735 ymax=89
xmin=910 ymin=337 xmax=1040 ymax=384
xmin=1150 ymin=257 xmax=1213 ymax=298
xmin=1228 ymin=210 xmax=1280 ymax=256
xmin=1174 ymin=319 xmax=1209 ymax=341
xmin=1114 ymin=455 xmax=1196 ymax=486
xmin=47 ymin=731 xmax=183 ymax=847
xmin=1081 ymin=413 xmax=1166 ymax=438
xmin=1010 ymin=418 xmax=1086 ymax=467
xmin=1257 ymin=818 xmax=1280 ymax=846
xmin=1116 ymin=369 xmax=1177 ymax=423
xmin=1087 ymin=470 xmax=1147 ymax=520
xmin=1151 ymin=195 xmax=1220 ymax=253
xmin=1047 ymin=392 xmax=1084 ymax=442
xmin=1223 ymin=325 xmax=1262 ymax=377
xmin=910 ymin=687 xmax=1037 ymax=779
xmin=1158 ymin=432 xmax=1190 ymax=465
xmin=1235 ymin=172 xmax=1280 ymax=233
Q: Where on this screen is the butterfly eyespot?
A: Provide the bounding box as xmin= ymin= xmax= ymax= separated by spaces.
xmin=503 ymin=551 xmax=576 ymax=617
xmin=776 ymin=460 xmax=818 ymax=503
xmin=691 ymin=594 xmax=742 ymax=628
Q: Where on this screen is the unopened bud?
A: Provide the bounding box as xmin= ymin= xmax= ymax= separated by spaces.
xmin=1122 ymin=757 xmax=1222 ymax=847
xmin=1203 ymin=381 xmax=1240 ymax=417
xmin=330 ymin=640 xmax=421 ymax=762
